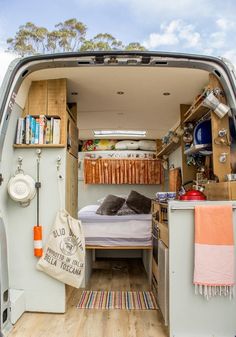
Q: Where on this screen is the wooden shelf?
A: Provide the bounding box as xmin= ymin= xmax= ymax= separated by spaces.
xmin=183 ymin=102 xmax=210 ymax=123
xmin=13 ymin=144 xmax=66 ymax=148
xmin=157 ymin=140 xmax=180 ymax=158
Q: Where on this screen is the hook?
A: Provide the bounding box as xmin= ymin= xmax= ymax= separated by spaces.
xmin=16 ymin=156 xmax=24 ymax=174
xmin=56 ymin=156 xmax=61 ymax=171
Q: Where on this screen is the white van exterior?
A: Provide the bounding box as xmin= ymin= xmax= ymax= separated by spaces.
xmin=0 ymin=51 xmax=236 ymax=337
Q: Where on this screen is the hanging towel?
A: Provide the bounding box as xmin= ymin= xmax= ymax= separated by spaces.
xmin=194 ymin=205 xmax=235 ymax=299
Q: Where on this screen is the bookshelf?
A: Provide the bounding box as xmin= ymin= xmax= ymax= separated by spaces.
xmin=13 ymin=144 xmax=65 ymax=148
xmin=14 ymin=115 xmax=63 ymax=147
xmin=14 ymin=79 xmax=68 ymax=148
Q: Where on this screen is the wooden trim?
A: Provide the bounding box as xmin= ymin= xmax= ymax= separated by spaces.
xmin=209 ymin=74 xmax=231 ymax=181
xmin=13 ymin=144 xmax=66 ymax=148
xmin=86 ymin=245 xmax=152 ymax=250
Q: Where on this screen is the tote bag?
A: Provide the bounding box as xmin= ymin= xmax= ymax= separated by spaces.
xmin=37 ymin=209 xmax=85 ymax=288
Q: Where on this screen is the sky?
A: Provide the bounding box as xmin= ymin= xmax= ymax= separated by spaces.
xmin=0 ymin=0 xmax=236 ymax=84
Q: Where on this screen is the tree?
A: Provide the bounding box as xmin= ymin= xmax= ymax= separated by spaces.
xmin=7 ymin=19 xmax=146 ymax=55
xmin=7 ymin=22 xmax=48 ymax=56
xmin=52 ymin=19 xmax=87 ymax=52
xmin=125 ymin=42 xmax=146 ymax=51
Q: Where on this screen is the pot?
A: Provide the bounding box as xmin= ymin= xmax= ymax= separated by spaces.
xmin=179 ymin=189 xmax=206 ymax=201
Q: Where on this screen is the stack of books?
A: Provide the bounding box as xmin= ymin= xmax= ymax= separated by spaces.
xmin=15 ymin=115 xmax=61 ymax=145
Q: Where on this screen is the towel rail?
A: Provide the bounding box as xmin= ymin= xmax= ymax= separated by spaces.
xmin=170 ymin=204 xmax=236 ymax=211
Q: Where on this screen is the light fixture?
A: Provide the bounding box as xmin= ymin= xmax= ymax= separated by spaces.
xmin=203 ymin=92 xmax=230 ymax=119
xmin=94 ymin=130 xmax=146 ymax=137
xmin=117 ymin=91 xmax=124 ymax=95
xmin=163 ymin=92 xmax=171 ymax=96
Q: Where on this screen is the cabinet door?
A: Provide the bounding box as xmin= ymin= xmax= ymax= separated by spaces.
xmin=24 ymin=80 xmax=48 ymax=116
xmin=158 ymin=239 xmax=169 ymax=326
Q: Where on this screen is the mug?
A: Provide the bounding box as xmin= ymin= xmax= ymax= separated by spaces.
xmin=167 ymin=192 xmax=177 ymax=200
xmin=156 ymin=192 xmax=167 ymax=202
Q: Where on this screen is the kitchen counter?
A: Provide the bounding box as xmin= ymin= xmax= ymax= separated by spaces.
xmin=168 ymin=200 xmax=236 ymax=337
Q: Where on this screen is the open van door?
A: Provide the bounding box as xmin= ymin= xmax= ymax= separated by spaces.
xmin=0 ymin=218 xmax=10 ymax=335
xmin=0 ymin=52 xmax=236 ymax=337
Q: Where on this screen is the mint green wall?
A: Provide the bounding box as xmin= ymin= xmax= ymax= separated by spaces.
xmin=1 ymin=103 xmax=66 ymax=313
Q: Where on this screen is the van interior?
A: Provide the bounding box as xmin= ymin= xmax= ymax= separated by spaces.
xmin=1 ymin=53 xmax=236 ymax=337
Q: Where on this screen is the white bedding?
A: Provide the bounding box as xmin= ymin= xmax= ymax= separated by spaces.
xmin=78 ymin=205 xmax=152 ymax=247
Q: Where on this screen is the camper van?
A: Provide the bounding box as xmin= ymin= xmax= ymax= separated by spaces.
xmin=0 ymin=51 xmax=236 ymax=337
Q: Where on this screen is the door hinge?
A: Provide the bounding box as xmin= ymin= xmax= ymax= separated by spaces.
xmin=0 ymin=174 xmax=4 ymax=185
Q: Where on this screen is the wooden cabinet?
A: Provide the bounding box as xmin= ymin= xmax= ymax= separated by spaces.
xmin=66 ymin=152 xmax=78 ymax=218
xmin=22 ymin=79 xmax=67 ymax=147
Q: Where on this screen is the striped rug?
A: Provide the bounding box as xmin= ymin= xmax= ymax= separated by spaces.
xmin=77 ymin=291 xmax=157 ymax=310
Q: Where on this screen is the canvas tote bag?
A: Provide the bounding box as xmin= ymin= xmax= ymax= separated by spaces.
xmin=37 ymin=172 xmax=85 ymax=288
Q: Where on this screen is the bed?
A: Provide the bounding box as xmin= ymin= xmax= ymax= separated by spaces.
xmin=78 ymin=205 xmax=152 ymax=249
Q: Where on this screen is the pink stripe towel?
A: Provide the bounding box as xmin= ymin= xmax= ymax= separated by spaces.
xmin=194 ymin=205 xmax=235 ymax=299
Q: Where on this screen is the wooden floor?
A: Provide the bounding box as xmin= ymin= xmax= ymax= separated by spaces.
xmin=8 ymin=259 xmax=168 ymax=337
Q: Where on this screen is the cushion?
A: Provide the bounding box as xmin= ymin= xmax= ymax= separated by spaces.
xmin=115 ymin=140 xmax=139 ymax=150
xmin=96 ymin=194 xmax=125 ymax=215
xmin=138 ymin=140 xmax=157 ymax=151
xmin=97 ymin=194 xmax=127 ymax=205
xmin=126 ymin=190 xmax=152 ymax=214
xmin=116 ymin=202 xmax=136 ymax=216
xmin=82 ymin=139 xmax=117 ymax=151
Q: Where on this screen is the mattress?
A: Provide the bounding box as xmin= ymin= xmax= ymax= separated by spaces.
xmin=78 ymin=205 xmax=152 ymax=247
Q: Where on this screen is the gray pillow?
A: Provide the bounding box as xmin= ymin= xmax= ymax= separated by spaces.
xmin=96 ymin=194 xmax=125 ymax=215
xmin=117 ymin=202 xmax=136 ymax=216
xmin=126 ymin=190 xmax=151 ymax=214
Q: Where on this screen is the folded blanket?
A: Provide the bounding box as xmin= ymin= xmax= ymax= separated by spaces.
xmin=194 ymin=205 xmax=235 ymax=299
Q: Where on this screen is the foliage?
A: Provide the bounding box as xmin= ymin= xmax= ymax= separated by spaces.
xmin=125 ymin=42 xmax=146 ymax=51
xmin=7 ymin=19 xmax=146 ymax=55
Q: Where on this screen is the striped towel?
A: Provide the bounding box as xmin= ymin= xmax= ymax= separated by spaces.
xmin=194 ymin=205 xmax=235 ymax=299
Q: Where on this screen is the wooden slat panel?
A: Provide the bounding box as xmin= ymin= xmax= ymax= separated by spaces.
xmin=84 ymin=158 xmax=163 ymax=185
xmin=47 ymin=79 xmax=67 ymax=145
xmin=28 ymin=81 xmax=48 ymax=115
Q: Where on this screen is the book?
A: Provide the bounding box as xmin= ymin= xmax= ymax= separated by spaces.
xmin=30 ymin=117 xmax=36 ymax=144
xmin=16 ymin=118 xmax=22 ymax=144
xmin=50 ymin=117 xmax=54 ymax=143
xmin=53 ymin=119 xmax=61 ymax=144
xmin=45 ymin=118 xmax=51 ymax=144
xmin=35 ymin=119 xmax=39 ymax=144
xmin=39 ymin=115 xmax=46 ymax=144
xmin=25 ymin=115 xmax=31 ymax=144
xmin=20 ymin=118 xmax=25 ymax=144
